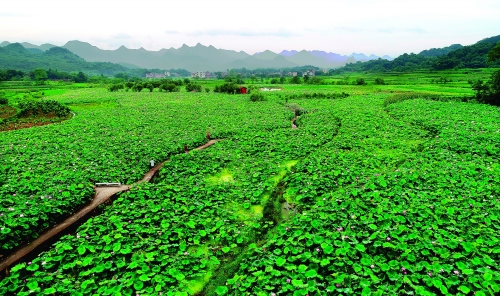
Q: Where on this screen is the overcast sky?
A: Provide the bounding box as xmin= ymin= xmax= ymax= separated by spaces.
xmin=1 ymin=0 xmax=499 ymax=57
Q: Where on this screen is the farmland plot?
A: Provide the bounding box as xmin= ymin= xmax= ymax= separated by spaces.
xmin=1 ymin=92 xmax=499 ymax=296
xmin=0 ymin=89 xmax=290 ymax=253
xmin=1 ymin=95 xmax=343 ymax=295
xmin=225 ymin=98 xmax=500 ymax=295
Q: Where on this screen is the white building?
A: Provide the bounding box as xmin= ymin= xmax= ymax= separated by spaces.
xmin=145 ymin=71 xmax=171 ymax=78
xmin=190 ymin=71 xmax=206 ymax=78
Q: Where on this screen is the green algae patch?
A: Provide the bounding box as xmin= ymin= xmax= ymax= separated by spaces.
xmin=270 ymin=160 xmax=299 ymax=186
xmin=186 ymin=244 xmax=219 ymax=294
xmin=235 ymin=204 xmax=264 ymax=221
xmin=283 ymin=160 xmax=299 ymax=169
xmin=205 ymin=169 xmax=234 ymax=185
xmin=187 ymin=270 xmax=213 ymax=295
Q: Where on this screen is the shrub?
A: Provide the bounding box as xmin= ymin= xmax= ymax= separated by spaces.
xmin=374 ymin=78 xmax=385 ymax=85
xmin=18 ymin=100 xmax=70 ymax=117
xmin=160 ymin=83 xmax=180 ymax=92
xmin=224 ymin=76 xmax=244 ymax=84
xmin=285 ymin=103 xmax=308 ymax=116
xmin=108 ymin=84 xmax=124 ymax=92
xmin=247 ymin=85 xmax=259 ymax=94
xmin=249 ymin=92 xmax=265 ymax=102
xmin=0 ymin=98 xmax=8 ymax=105
xmin=355 ymin=78 xmax=367 ymax=85
xmin=471 ymin=70 xmax=500 ymax=106
xmin=214 ymin=82 xmax=241 ymax=94
xmin=289 ymin=76 xmax=301 ymax=84
xmin=144 ymin=82 xmax=154 ymax=92
xmin=186 ymin=83 xmax=202 ymax=92
xmin=132 ymin=82 xmax=144 ymax=92
xmin=305 ymin=77 xmax=324 ymax=85
xmin=151 ymin=80 xmax=162 ymax=89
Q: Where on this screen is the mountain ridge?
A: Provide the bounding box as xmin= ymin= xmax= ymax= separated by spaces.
xmin=0 ymin=40 xmax=392 ymax=71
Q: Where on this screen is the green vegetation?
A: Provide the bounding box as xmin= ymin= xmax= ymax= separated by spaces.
xmin=0 ymin=44 xmax=128 ymax=76
xmin=333 ymin=35 xmax=500 ymax=73
xmin=418 ymin=44 xmax=464 ymax=58
xmin=186 ymin=82 xmax=202 ymax=92
xmin=226 ymin=97 xmax=500 ymax=295
xmin=0 ymin=40 xmax=499 ymax=295
xmin=470 ymin=44 xmax=500 ymax=105
xmin=0 ymin=90 xmax=72 ymax=131
xmin=214 ymin=82 xmax=242 ymax=94
xmin=17 ymin=99 xmax=70 ymax=117
xmin=0 ymin=43 xmax=190 ymax=78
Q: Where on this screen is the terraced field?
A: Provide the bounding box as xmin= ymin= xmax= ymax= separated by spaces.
xmin=1 ymin=89 xmax=499 ymax=295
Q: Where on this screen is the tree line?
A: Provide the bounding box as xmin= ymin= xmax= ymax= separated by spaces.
xmin=331 ymin=36 xmax=500 ymax=74
xmin=0 ymin=68 xmax=88 ymax=83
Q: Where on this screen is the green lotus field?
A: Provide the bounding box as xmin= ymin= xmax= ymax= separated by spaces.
xmin=1 ymin=87 xmax=499 ymax=295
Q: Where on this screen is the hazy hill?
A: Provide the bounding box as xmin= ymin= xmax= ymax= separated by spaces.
xmin=1 ymin=40 xmax=393 ymax=71
xmin=63 ymin=41 xmax=164 ymax=69
xmin=281 ymin=49 xmax=392 ymax=66
xmin=0 ymin=43 xmax=128 ymax=75
xmin=0 ymin=41 xmax=57 ymax=52
xmin=433 ymin=35 xmax=500 ymax=69
xmin=332 ymin=34 xmax=500 ymax=72
xmin=285 ymin=50 xmax=340 ymax=68
xmin=229 ymin=54 xmax=298 ymax=69
xmin=279 ymin=50 xmax=298 ymax=57
xmin=309 ymin=50 xmax=348 ymax=63
xmin=254 ymin=50 xmax=281 ymax=60
xmin=419 ymin=44 xmax=464 ymax=57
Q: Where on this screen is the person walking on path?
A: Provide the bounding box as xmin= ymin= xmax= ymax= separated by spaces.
xmin=206 ymin=132 xmax=211 ymax=141
xmin=184 ymin=145 xmax=189 ymax=154
xmin=150 ymin=159 xmax=155 ymax=167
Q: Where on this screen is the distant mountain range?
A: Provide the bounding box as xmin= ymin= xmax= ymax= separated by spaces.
xmin=3 ymin=36 xmax=493 ymax=74
xmin=0 ymin=41 xmax=393 ymax=72
xmin=0 ymin=43 xmax=129 ymax=75
xmin=333 ymin=34 xmax=500 ymax=72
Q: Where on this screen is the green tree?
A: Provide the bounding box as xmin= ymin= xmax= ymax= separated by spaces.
xmin=73 ymin=71 xmax=88 ymax=83
xmin=132 ymin=82 xmax=144 ymax=92
xmin=474 ymin=45 xmax=500 ymax=105
xmin=355 ymin=78 xmax=367 ymax=85
xmin=186 ymin=83 xmax=202 ymax=92
xmin=144 ymin=82 xmax=154 ymax=92
xmin=487 ymin=42 xmax=500 ymax=62
xmin=290 ymin=76 xmax=301 ymax=84
xmin=151 ymin=80 xmax=162 ymax=89
xmin=33 ymin=69 xmax=48 ymax=82
xmin=114 ymin=72 xmax=129 ymax=80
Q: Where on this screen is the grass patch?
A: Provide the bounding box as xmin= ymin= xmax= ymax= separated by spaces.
xmin=205 ymin=169 xmax=234 ymax=185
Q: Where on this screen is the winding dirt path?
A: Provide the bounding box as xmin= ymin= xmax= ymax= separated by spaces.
xmin=292 ymin=116 xmax=298 ymax=129
xmin=0 ymin=139 xmax=222 ymax=274
xmin=194 ymin=139 xmax=223 ymax=150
